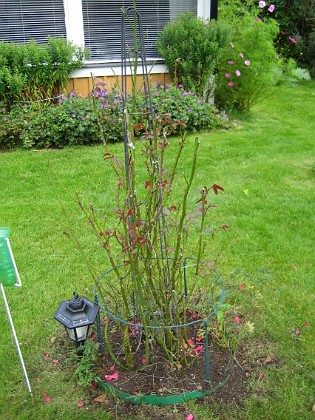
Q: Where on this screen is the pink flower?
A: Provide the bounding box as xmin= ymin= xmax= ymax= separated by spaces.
xmin=259 ymin=1 xmax=266 ymax=7
xmin=244 ymin=60 xmax=251 ymax=66
xmin=225 ymin=72 xmax=231 ymax=78
xmin=52 ymin=359 xmax=59 ymax=365
xmin=258 ymin=372 xmax=264 ymax=380
xmin=256 ymin=17 xmax=262 ymax=22
xmin=228 ymin=60 xmax=234 ymax=65
xmin=239 ymin=52 xmax=244 ymax=58
xmin=295 ymin=328 xmax=300 ymax=335
xmin=236 ymin=70 xmax=241 ymax=76
xmin=141 ymin=357 xmax=146 ymax=365
xmin=77 ymin=401 xmax=85 ymax=407
xmin=268 ymin=4 xmax=275 ymax=12
xmin=186 ymin=415 xmax=194 ymax=420
xmin=227 ymin=82 xmax=234 ymax=87
xmin=239 ymin=284 xmax=245 ymax=289
xmin=234 ymin=316 xmax=240 ymax=323
xmin=289 ymin=37 xmax=297 ymax=44
xmin=281 ymin=31 xmax=286 ymax=35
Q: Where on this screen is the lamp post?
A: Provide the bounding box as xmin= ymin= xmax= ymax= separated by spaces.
xmin=54 ymin=292 xmax=99 ymax=348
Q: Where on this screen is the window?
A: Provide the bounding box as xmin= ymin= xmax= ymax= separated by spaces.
xmin=0 ymin=0 xmax=206 ymax=63
xmin=0 ymin=0 xmax=66 ymax=44
xmin=82 ymin=0 xmax=197 ymax=61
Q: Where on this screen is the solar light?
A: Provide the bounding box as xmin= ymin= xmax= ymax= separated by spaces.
xmin=54 ymin=292 xmax=99 ymax=347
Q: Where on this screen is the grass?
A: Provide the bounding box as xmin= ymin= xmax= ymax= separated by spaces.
xmin=0 ymin=80 xmax=314 ymax=419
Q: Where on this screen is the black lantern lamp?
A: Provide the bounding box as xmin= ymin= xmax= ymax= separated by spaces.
xmin=54 ymin=292 xmax=99 ymax=347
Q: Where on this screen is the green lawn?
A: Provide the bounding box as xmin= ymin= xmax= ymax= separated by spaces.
xmin=0 ymin=81 xmax=314 ymax=419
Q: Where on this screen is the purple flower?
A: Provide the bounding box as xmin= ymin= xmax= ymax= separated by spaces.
xmin=244 ymin=60 xmax=251 ymax=66
xmin=1 ymin=107 xmax=6 ymax=112
xmin=23 ymin=104 xmax=28 ymax=109
xmin=3 ymin=116 xmax=7 ymax=121
xmin=178 ymin=84 xmax=183 ymax=88
xmin=81 ymin=116 xmax=86 ymax=121
xmin=225 ymin=73 xmax=231 ymax=78
xmin=69 ymin=91 xmax=75 ymax=98
xmin=187 ymin=109 xmax=192 ymax=113
xmin=154 ymin=91 xmax=159 ymax=96
xmin=71 ymin=114 xmax=76 ymax=118
xmin=228 ymin=61 xmax=234 ymax=65
xmin=227 ymin=82 xmax=234 ymax=87
xmin=268 ymin=4 xmax=275 ymax=12
xmin=182 ymin=92 xmax=187 ymax=97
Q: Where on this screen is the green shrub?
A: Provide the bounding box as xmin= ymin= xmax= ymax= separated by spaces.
xmin=0 ymin=38 xmax=88 ymax=107
xmin=0 ymin=84 xmax=230 ymax=150
xmin=150 ymin=83 xmax=230 ymax=133
xmin=156 ymin=12 xmax=230 ymax=97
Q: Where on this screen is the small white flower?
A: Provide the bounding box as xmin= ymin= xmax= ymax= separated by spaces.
xmin=127 ymin=142 xmax=135 ymax=149
xmin=259 ymin=1 xmax=266 ymax=8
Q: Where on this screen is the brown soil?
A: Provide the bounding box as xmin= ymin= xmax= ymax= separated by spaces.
xmin=87 ymin=315 xmax=254 ymax=418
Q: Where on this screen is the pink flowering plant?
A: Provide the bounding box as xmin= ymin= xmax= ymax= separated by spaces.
xmin=215 ymin=2 xmax=281 ymax=110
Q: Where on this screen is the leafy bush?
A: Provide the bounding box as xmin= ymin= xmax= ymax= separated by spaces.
xmin=214 ymin=9 xmax=281 ymax=110
xmin=156 ymin=12 xmax=230 ymax=97
xmin=150 ymin=83 xmax=230 ymax=133
xmin=0 ymin=37 xmax=88 ymax=107
xmin=0 ymin=84 xmax=230 ymax=150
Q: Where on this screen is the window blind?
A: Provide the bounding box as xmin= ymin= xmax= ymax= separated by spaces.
xmin=0 ymin=0 xmax=66 ymax=44
xmin=82 ymin=0 xmax=197 ymax=61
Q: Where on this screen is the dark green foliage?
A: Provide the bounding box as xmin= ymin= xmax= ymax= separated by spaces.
xmin=0 ymin=37 xmax=88 ymax=106
xmin=270 ymin=0 xmax=315 ymax=74
xmin=156 ymin=12 xmax=230 ymax=96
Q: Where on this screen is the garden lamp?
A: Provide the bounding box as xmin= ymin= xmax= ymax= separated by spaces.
xmin=54 ymin=292 xmax=99 ymax=347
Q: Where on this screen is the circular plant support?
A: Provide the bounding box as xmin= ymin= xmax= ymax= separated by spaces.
xmin=93 ymin=267 xmax=230 ymax=406
xmin=96 ymin=375 xmax=229 ymax=406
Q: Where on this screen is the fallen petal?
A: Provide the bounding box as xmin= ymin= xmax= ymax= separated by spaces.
xmin=41 ymin=391 xmax=51 ymax=403
xmin=258 ymin=372 xmax=264 ymax=380
xmin=77 ymin=401 xmax=85 ymax=407
xmin=44 ymin=353 xmax=50 ymax=359
xmin=52 ymin=359 xmax=59 ymax=365
xmin=105 ymin=372 xmax=119 ymax=381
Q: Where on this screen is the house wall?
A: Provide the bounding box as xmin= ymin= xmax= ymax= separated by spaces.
xmin=67 ymin=73 xmax=171 ymax=96
xmin=67 ymin=63 xmax=171 ymax=96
